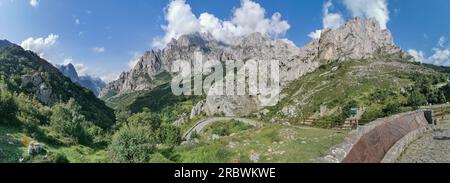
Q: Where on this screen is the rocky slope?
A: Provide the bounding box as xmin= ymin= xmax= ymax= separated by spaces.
xmin=102 ymin=17 xmax=401 ymax=117
xmin=56 ymin=63 xmax=106 ymax=96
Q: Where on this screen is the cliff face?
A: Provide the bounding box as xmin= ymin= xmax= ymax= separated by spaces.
xmin=102 ymin=18 xmax=399 ymax=117
xmin=316 ymin=17 xmax=398 ymax=61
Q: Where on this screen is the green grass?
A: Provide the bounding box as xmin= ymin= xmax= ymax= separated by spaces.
xmin=201 ymin=120 xmax=253 ymax=139
xmin=0 ymin=126 xmax=27 ymax=163
xmin=0 ymin=125 xmax=108 ymax=163
xmin=175 ymin=123 xmax=347 ymax=163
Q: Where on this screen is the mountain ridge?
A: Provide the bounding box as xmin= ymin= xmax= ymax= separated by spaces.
xmin=101 ymin=17 xmax=405 ymax=117
xmin=0 ymin=43 xmax=115 ymax=129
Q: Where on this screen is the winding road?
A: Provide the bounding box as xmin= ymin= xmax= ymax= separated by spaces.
xmin=183 ymin=117 xmax=261 ymax=140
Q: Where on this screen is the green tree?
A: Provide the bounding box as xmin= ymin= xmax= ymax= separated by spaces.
xmin=158 ymin=124 xmax=181 ymax=145
xmin=337 ymin=100 xmax=358 ymax=122
xmin=408 ymin=89 xmax=427 ymax=109
xmin=114 ymin=110 xmax=131 ymax=130
xmin=109 ymin=124 xmax=157 ymax=163
xmin=0 ymin=85 xmax=18 ymax=125
xmin=50 ymin=98 xmax=90 ymax=144
xmin=442 ymin=83 xmax=450 ymax=102
xmin=127 ymin=110 xmax=161 ymax=130
xmin=383 ymin=102 xmax=401 ymax=116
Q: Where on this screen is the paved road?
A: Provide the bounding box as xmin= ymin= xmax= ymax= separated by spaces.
xmin=183 ymin=117 xmax=261 ymax=140
xmin=398 ymin=116 xmax=450 ymax=163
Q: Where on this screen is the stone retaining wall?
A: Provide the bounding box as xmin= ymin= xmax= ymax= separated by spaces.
xmin=381 ymin=127 xmax=430 ymax=163
xmin=318 ymin=110 xmax=432 ymax=163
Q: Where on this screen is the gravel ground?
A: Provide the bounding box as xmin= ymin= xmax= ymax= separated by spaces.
xmin=398 ymin=122 xmax=450 ymax=163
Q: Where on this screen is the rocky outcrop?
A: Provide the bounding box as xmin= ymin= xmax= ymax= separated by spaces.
xmin=21 ymin=74 xmax=55 ymax=105
xmin=316 ymin=17 xmax=398 ymax=62
xmin=56 ymin=63 xmax=79 ymax=82
xmin=190 ymin=101 xmax=205 ymax=119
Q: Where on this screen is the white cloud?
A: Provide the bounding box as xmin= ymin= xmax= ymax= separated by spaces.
xmin=309 ymin=0 xmax=345 ymax=39
xmin=152 ymin=0 xmax=290 ymax=49
xmin=407 ymin=49 xmax=426 ymax=63
xmin=75 ymin=18 xmax=80 ymax=25
xmin=408 ymin=37 xmax=450 ymax=66
xmin=323 ymin=1 xmax=345 ymax=29
xmin=438 ymin=36 xmax=447 ymax=47
xmin=20 ymin=34 xmax=59 ymax=58
xmin=93 ymin=47 xmax=105 ymax=53
xmin=430 ymin=48 xmax=450 ymax=65
xmin=63 ymin=58 xmax=89 ymax=76
xmin=342 ymin=0 xmax=390 ymax=29
xmin=30 ymin=0 xmax=39 ymax=7
xmin=128 ymin=52 xmax=142 ymax=69
xmin=100 ymin=72 xmax=120 ymax=83
xmin=151 ymin=0 xmax=200 ymax=49
xmin=308 ymin=30 xmax=322 ymax=40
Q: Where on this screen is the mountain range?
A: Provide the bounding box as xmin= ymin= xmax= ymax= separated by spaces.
xmin=101 ymin=17 xmax=407 ymax=117
xmin=56 ymin=63 xmax=106 ymax=96
xmin=1 ymin=16 xmax=450 ymax=163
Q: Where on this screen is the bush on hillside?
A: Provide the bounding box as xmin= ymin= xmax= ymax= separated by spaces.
xmin=158 ymin=124 xmax=182 ymax=146
xmin=127 ymin=109 xmax=161 ymax=130
xmin=0 ymin=85 xmax=18 ymax=125
xmin=50 ymin=99 xmax=92 ymax=145
xmin=109 ymin=124 xmax=157 ymax=163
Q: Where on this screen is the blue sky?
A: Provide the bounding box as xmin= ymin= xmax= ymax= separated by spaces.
xmin=0 ymin=0 xmax=449 ymax=82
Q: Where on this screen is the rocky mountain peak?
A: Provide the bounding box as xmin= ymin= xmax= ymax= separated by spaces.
xmin=166 ymin=32 xmax=216 ymax=49
xmin=101 ymin=18 xmax=402 ymax=117
xmin=315 ymin=17 xmax=397 ymax=61
xmin=56 ymin=63 xmax=106 ymax=96
xmin=57 ymin=63 xmax=79 ymax=82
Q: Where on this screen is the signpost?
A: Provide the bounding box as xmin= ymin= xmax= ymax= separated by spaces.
xmin=350 ymin=108 xmax=359 ymax=130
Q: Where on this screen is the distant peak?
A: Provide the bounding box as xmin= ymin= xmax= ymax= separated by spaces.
xmin=0 ymin=39 xmax=15 ymax=49
xmin=166 ymin=32 xmax=215 ymax=48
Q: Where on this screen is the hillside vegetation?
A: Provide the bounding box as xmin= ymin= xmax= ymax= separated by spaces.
xmin=266 ymin=56 xmax=450 ymax=128
xmin=0 ymin=45 xmax=114 ymax=129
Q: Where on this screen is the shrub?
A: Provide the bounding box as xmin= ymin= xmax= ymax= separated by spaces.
xmin=109 ymin=124 xmax=157 ymax=163
xmin=190 ymin=131 xmax=200 ymax=139
xmin=212 ymin=127 xmax=230 ymax=136
xmin=47 ymin=152 xmax=70 ymax=163
xmin=0 ymin=86 xmax=18 ymax=125
xmin=360 ymin=107 xmax=384 ymax=124
xmin=127 ymin=110 xmax=161 ymax=131
xmin=383 ymin=102 xmax=401 ymax=116
xmin=442 ymin=83 xmax=450 ymax=102
xmin=407 ymin=89 xmax=427 ymax=109
xmin=50 ymin=99 xmax=91 ymax=145
xmin=158 ymin=124 xmax=181 ymax=146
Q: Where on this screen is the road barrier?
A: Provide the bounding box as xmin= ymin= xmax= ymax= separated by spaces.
xmin=318 ymin=110 xmax=433 ymax=163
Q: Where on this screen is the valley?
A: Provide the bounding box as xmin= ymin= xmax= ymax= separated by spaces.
xmin=1 ymin=17 xmax=450 ymax=163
